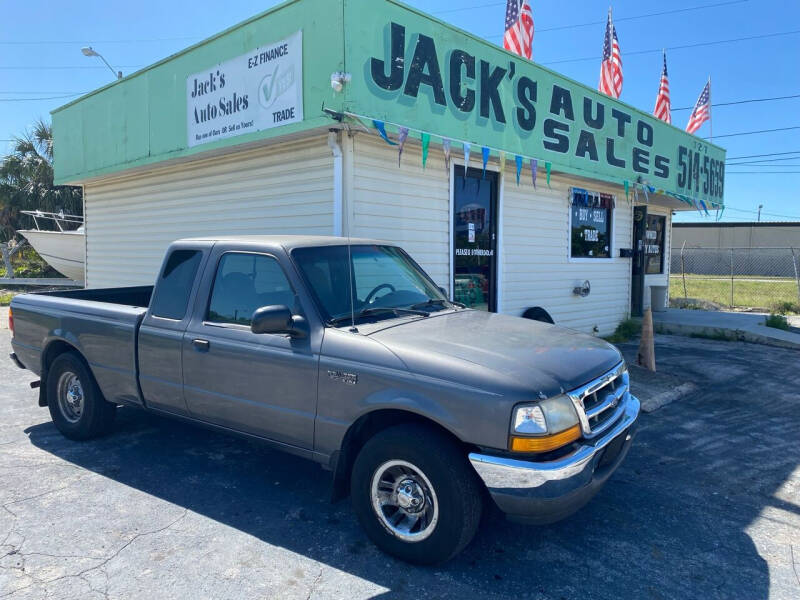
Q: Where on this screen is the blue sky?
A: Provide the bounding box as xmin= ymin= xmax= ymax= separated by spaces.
xmin=1 ymin=0 xmax=797 ymax=222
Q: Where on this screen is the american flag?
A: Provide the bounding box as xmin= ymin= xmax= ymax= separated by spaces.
xmin=598 ymin=8 xmax=622 ymax=98
xmin=504 ymin=0 xmax=534 ymax=60
xmin=653 ymin=50 xmax=671 ymax=124
xmin=686 ymin=79 xmax=711 ymax=134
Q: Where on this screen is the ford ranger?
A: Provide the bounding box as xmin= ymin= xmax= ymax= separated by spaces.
xmin=8 ymin=236 xmax=639 ymax=564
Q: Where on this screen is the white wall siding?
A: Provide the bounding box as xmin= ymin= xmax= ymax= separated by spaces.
xmin=84 ymin=136 xmax=334 ymax=288
xmin=349 ymin=135 xmax=451 ymax=291
xmin=501 ymin=170 xmax=633 ymax=336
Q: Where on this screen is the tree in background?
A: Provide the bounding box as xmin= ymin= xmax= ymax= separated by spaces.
xmin=0 ymin=119 xmax=82 ymax=242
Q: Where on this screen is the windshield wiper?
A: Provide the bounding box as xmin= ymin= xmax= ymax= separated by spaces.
xmin=409 ymin=298 xmax=465 ymax=310
xmin=329 ymin=306 xmax=429 ymax=326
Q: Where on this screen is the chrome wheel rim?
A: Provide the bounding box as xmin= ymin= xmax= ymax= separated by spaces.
xmin=370 ymin=459 xmax=439 ymax=542
xmin=57 ymin=371 xmax=84 ymax=423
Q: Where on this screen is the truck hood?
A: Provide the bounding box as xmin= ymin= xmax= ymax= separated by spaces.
xmin=365 ymin=310 xmax=623 ymax=397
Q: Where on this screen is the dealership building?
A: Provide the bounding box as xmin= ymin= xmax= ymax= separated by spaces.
xmin=51 ymin=0 xmax=726 ymax=336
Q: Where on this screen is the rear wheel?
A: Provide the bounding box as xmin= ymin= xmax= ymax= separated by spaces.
xmin=350 ymin=424 xmax=483 ymax=564
xmin=47 ymin=352 xmax=116 ymax=440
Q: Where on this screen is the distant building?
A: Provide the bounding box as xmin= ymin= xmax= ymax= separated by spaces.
xmin=673 ymin=222 xmax=800 ymax=249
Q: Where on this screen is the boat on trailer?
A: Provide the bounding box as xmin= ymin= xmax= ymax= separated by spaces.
xmin=17 ymin=210 xmax=85 ymax=283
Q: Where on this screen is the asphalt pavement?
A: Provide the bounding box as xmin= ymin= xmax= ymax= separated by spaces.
xmin=1 ymin=327 xmax=798 ymax=599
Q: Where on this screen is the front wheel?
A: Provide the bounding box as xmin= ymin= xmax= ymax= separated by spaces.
xmin=47 ymin=352 xmax=116 ymax=441
xmin=350 ymin=424 xmax=483 ymax=564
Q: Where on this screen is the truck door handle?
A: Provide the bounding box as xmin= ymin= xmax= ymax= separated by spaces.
xmin=192 ymin=339 xmax=210 ymax=351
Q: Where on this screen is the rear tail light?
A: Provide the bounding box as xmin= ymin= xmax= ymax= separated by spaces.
xmin=8 ymin=306 xmax=13 ymax=337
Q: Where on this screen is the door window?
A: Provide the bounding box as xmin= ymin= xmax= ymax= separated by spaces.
xmin=453 ymin=168 xmax=497 ymax=311
xmin=645 ymin=214 xmax=666 ymax=274
xmin=150 ymin=250 xmax=202 ymax=320
xmin=207 ymin=253 xmax=295 ymax=326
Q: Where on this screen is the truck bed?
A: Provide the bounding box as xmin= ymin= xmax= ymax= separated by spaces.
xmin=10 ymin=286 xmax=152 ymax=406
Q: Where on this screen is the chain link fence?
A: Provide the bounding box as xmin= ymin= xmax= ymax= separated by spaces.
xmin=669 ymin=246 xmax=800 ymax=311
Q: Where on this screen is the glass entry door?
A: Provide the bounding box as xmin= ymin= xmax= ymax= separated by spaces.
xmin=453 ymin=168 xmax=498 ymax=312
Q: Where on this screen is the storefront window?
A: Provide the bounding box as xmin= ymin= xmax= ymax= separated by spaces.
xmin=645 ymin=214 xmax=666 ymax=274
xmin=570 ymin=189 xmax=614 ymax=259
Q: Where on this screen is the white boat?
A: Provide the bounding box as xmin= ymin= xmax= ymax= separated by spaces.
xmin=17 ymin=210 xmax=85 ymax=283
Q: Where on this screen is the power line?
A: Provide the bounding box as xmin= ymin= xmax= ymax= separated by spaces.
xmin=0 ymin=65 xmax=142 ymax=71
xmin=0 ymin=93 xmax=85 ymax=102
xmin=480 ymin=0 xmax=748 ymax=36
xmin=0 ymin=36 xmax=199 ymax=45
xmin=726 ymin=150 xmax=800 ymax=160
xmin=725 ymin=171 xmax=800 ymax=174
xmin=705 ymin=126 xmax=800 ymax=140
xmin=672 ymin=93 xmax=800 ymax=112
xmin=727 ymin=157 xmax=800 ymax=166
xmin=544 ymin=29 xmax=800 ymax=65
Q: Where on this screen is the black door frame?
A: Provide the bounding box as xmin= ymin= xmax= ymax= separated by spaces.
xmin=631 ymin=205 xmax=647 ymax=317
xmin=452 ymin=166 xmax=499 ymax=312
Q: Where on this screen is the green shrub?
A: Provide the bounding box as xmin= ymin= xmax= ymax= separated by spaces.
xmin=604 ymin=318 xmax=640 ymax=343
xmin=769 ymin=300 xmax=800 ymax=316
xmin=765 ymin=314 xmax=790 ymax=331
xmin=0 ymin=293 xmax=14 ymax=306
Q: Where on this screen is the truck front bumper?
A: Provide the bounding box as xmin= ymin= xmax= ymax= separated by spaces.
xmin=468 ymin=394 xmax=640 ymax=524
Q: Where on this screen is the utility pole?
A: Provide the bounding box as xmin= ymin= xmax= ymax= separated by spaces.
xmin=757 ymin=204 xmax=763 ymax=222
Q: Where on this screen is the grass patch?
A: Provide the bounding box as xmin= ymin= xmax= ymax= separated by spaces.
xmin=0 ymin=293 xmax=14 ymax=306
xmin=604 ymin=318 xmax=640 ymax=343
xmin=765 ymin=314 xmax=790 ymax=331
xmin=670 ymin=275 xmax=799 ymax=310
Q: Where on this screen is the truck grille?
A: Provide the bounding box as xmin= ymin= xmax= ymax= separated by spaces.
xmin=566 ymin=362 xmax=629 ymax=439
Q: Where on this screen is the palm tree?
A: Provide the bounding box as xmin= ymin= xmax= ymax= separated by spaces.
xmin=0 ymin=119 xmax=82 ymax=241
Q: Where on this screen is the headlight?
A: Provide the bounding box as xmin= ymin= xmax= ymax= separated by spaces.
xmin=512 ymin=395 xmax=579 ymax=435
xmin=510 ymin=396 xmax=582 ymax=453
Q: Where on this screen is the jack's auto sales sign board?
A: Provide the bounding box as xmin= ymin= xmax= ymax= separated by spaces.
xmin=186 ymin=30 xmax=303 ymax=148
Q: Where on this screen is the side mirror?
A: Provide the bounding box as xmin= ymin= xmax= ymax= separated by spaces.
xmin=251 ymin=305 xmax=308 ymax=338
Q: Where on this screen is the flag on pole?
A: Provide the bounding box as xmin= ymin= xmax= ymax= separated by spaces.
xmin=653 ymin=50 xmax=671 ymax=124
xmin=598 ymin=8 xmax=623 ymax=98
xmin=686 ymin=79 xmax=711 ymax=135
xmin=503 ymin=0 xmax=534 ymax=60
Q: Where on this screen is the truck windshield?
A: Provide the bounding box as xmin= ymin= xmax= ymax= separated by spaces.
xmin=292 ymin=245 xmax=451 ymax=324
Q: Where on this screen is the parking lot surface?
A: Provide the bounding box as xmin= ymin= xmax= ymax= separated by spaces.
xmin=1 ymin=328 xmax=799 ymax=599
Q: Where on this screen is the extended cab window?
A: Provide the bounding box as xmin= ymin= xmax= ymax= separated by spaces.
xmin=570 ymin=188 xmax=614 ymax=259
xmin=207 ymin=253 xmax=295 ymax=326
xmin=150 ymin=250 xmax=202 ymax=320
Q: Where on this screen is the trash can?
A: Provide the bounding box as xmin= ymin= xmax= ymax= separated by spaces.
xmin=649 ymin=285 xmax=668 ymax=312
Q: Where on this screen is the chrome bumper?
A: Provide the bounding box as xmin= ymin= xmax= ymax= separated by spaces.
xmin=469 ymin=393 xmax=640 ymax=524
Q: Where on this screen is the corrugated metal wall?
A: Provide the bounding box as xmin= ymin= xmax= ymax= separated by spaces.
xmin=84 ymin=136 xmax=334 ymax=288
xmin=502 ymin=171 xmax=633 ymax=335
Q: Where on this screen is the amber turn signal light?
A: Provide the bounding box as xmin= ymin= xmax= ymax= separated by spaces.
xmin=509 ymin=424 xmax=581 ymax=453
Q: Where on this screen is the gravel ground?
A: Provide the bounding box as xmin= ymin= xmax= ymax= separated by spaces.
xmin=1 ymin=328 xmax=798 ymax=599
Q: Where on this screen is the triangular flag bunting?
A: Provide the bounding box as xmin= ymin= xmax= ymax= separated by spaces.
xmin=442 ymin=138 xmax=451 ymax=173
xmin=481 ymin=147 xmax=490 ymax=178
xmin=373 ymin=120 xmax=397 ymax=145
xmin=499 ymin=151 xmax=506 ymax=174
xmin=530 ymin=159 xmax=538 ymax=189
xmin=515 ymin=155 xmax=523 ymax=185
xmin=624 ymin=180 xmax=630 ymax=202
xmin=463 ymin=143 xmax=471 ymax=175
xmin=397 ymin=127 xmax=409 ymax=166
xmin=421 ymin=133 xmax=430 ymax=169
xmin=545 ymin=162 xmax=552 ymax=187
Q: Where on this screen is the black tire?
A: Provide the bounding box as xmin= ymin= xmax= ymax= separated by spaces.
xmin=350 ymin=423 xmax=483 ymax=565
xmin=47 ymin=352 xmax=116 ymax=441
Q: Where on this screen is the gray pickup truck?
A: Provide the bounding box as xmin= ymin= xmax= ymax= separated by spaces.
xmin=9 ymin=236 xmax=639 ymax=564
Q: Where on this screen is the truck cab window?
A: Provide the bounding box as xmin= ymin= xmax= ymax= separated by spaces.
xmin=207 ymin=253 xmax=295 ymax=326
xmin=150 ymin=250 xmax=202 ymax=319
